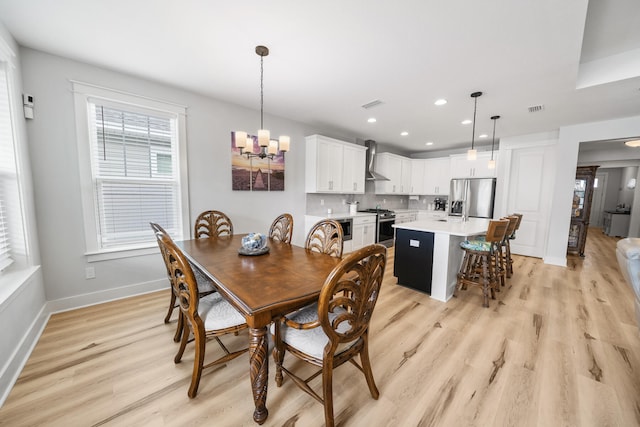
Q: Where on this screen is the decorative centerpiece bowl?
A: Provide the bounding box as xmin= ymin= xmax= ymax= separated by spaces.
xmin=239 ymin=232 xmax=269 ymax=256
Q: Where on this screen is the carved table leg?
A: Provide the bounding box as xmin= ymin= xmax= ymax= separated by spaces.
xmin=249 ymin=326 xmax=269 ymax=424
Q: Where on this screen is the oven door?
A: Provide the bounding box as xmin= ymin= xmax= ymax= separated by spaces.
xmin=378 ymin=217 xmax=395 ymax=246
xmin=337 ymin=218 xmax=353 ymax=241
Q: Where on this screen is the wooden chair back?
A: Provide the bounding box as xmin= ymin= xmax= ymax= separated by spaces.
xmin=194 ymin=210 xmax=233 ymax=238
xmin=485 ymin=219 xmax=510 ymax=244
xmin=305 ymin=219 xmax=344 ymax=258
xmin=318 ymin=244 xmax=387 ymax=347
xmin=154 ymin=229 xmax=200 ymax=323
xmin=509 ymin=213 xmax=523 ymax=238
xmin=502 ymin=216 xmax=519 ymax=242
xmin=269 ymin=213 xmax=294 ymax=244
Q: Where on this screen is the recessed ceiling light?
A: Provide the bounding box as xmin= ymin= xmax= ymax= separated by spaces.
xmin=479 ymin=134 xmax=488 ymax=138
xmin=425 ymin=141 xmax=434 ymax=146
xmin=367 ymin=117 xmax=377 ymax=123
xmin=401 ymin=131 xmax=409 ymax=136
xmin=625 ymin=140 xmax=640 ymax=147
xmin=434 ymin=99 xmax=447 ymax=106
xmin=461 ymin=119 xmax=472 ymax=125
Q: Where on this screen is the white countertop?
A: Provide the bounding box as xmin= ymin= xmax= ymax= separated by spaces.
xmin=393 ymin=217 xmax=490 ymax=237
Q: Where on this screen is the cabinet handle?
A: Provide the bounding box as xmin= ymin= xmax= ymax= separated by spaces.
xmin=353 ymin=182 xmax=357 ymax=191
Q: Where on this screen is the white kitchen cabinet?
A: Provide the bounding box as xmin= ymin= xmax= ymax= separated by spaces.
xmin=395 ymin=211 xmax=418 ymax=224
xmin=350 ymin=215 xmax=376 ymax=252
xmin=342 ymin=143 xmax=366 ymax=193
xmin=423 ymin=157 xmax=450 ymax=195
xmin=400 ymin=157 xmax=412 ymax=194
xmin=374 ymin=152 xmax=411 ymax=194
xmin=305 ymin=134 xmax=367 ymax=193
xmin=410 ymin=159 xmax=425 ymax=195
xmin=450 ymin=152 xmax=498 ymax=178
xmin=417 ymin=210 xmax=447 ymax=221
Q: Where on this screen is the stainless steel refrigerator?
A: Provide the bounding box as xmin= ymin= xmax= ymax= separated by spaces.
xmin=449 ymin=178 xmax=496 ymax=218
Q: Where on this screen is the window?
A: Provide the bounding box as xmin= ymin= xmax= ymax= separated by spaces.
xmin=0 ymin=61 xmax=24 ymax=272
xmin=73 ymin=82 xmax=189 ymax=259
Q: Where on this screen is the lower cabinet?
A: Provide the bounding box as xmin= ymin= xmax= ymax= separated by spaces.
xmin=350 ymin=216 xmax=376 ymax=253
xmin=393 ymin=228 xmax=434 ymax=294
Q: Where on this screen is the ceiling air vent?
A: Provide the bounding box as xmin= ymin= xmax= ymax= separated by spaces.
xmin=361 ymin=99 xmax=384 ymax=109
xmin=528 ymin=104 xmax=545 ymax=113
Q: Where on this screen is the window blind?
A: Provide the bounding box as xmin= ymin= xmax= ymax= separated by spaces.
xmin=0 ymin=63 xmax=15 ymax=270
xmin=88 ymin=102 xmax=181 ymax=248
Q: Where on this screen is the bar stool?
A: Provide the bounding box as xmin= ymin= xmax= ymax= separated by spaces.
xmin=505 ymin=213 xmax=523 ymax=277
xmin=501 ymin=216 xmax=520 ymax=279
xmin=456 ymin=219 xmax=509 ymax=307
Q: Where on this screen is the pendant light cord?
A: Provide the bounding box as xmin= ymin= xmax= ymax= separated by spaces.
xmin=471 ymin=96 xmax=478 ymax=150
xmin=490 ymin=117 xmax=496 ymax=160
xmin=490 ymin=115 xmax=500 ymax=160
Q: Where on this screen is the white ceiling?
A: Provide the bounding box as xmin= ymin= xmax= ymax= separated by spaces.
xmin=1 ymin=0 xmax=639 ymax=153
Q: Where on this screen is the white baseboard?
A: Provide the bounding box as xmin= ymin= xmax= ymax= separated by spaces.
xmin=46 ymin=279 xmax=167 ymax=314
xmin=0 ymin=304 xmax=49 ymax=407
xmin=543 ymin=256 xmax=567 ymax=267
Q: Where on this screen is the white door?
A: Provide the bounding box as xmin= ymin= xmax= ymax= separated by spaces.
xmin=503 ymin=145 xmax=556 ymax=258
xmin=590 ymin=172 xmax=608 ymax=227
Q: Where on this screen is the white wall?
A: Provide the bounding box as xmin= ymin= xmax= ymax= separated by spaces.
xmin=0 ymin=25 xmax=47 ymax=406
xmin=19 ymin=47 xmax=357 ymax=305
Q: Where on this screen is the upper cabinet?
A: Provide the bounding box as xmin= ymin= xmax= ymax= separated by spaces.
xmin=305 ymin=135 xmax=367 ymax=194
xmin=450 ymin=152 xmax=498 ymax=178
xmin=342 ymin=143 xmax=366 ymax=193
xmin=423 ymin=157 xmax=450 ymax=195
xmin=410 ymin=159 xmax=425 ymax=195
xmin=374 ymin=152 xmax=412 ymax=194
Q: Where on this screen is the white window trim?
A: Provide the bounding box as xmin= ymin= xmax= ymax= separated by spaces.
xmin=72 ymin=81 xmax=190 ymax=261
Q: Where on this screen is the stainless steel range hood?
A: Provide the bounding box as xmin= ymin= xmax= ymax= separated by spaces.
xmin=364 ymin=140 xmax=390 ymax=181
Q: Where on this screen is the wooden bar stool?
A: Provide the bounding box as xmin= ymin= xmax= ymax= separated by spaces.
xmin=456 ymin=219 xmax=509 ymax=307
xmin=505 ymin=213 xmax=523 ymax=277
xmin=501 ymin=216 xmax=520 ymax=279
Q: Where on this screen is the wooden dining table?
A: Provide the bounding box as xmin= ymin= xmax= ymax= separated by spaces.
xmin=176 ymin=234 xmax=342 ymax=425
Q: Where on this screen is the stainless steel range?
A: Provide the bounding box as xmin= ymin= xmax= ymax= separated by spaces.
xmin=360 ymin=208 xmax=396 ymax=247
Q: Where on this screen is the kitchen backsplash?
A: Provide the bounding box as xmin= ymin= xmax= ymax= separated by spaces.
xmin=306 ymin=181 xmax=447 ymax=216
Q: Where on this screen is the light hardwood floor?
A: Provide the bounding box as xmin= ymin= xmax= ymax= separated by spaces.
xmin=2 ymin=228 xmax=640 ymax=426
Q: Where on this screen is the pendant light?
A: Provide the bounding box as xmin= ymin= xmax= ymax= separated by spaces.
xmin=235 ymin=45 xmax=290 ymax=159
xmin=488 ymin=115 xmax=500 ymax=169
xmin=467 ymin=91 xmax=482 ymax=161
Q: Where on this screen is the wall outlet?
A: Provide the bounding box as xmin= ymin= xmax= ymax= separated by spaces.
xmin=85 ymin=266 xmax=95 ymax=279
xmin=383 ymin=199 xmax=386 ymax=204
xmin=342 ymin=199 xmax=346 ymax=205
xmin=320 ymin=199 xmax=324 ymax=206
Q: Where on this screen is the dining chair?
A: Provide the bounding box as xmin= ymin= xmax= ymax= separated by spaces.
xmin=151 ymin=222 xmax=216 ymax=342
xmin=271 ymin=244 xmax=387 ymax=427
xmin=456 ymin=219 xmax=509 ymax=307
xmin=305 ymin=219 xmax=344 ymax=258
xmin=269 ymin=213 xmax=294 ymax=244
xmin=194 ymin=210 xmax=233 ymax=238
xmin=154 ymin=228 xmax=249 ymax=398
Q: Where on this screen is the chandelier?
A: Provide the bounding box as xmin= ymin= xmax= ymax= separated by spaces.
xmin=235 ymin=45 xmax=290 ymax=160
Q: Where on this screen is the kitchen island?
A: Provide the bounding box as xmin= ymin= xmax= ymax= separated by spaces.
xmin=393 ymin=217 xmax=490 ymax=302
